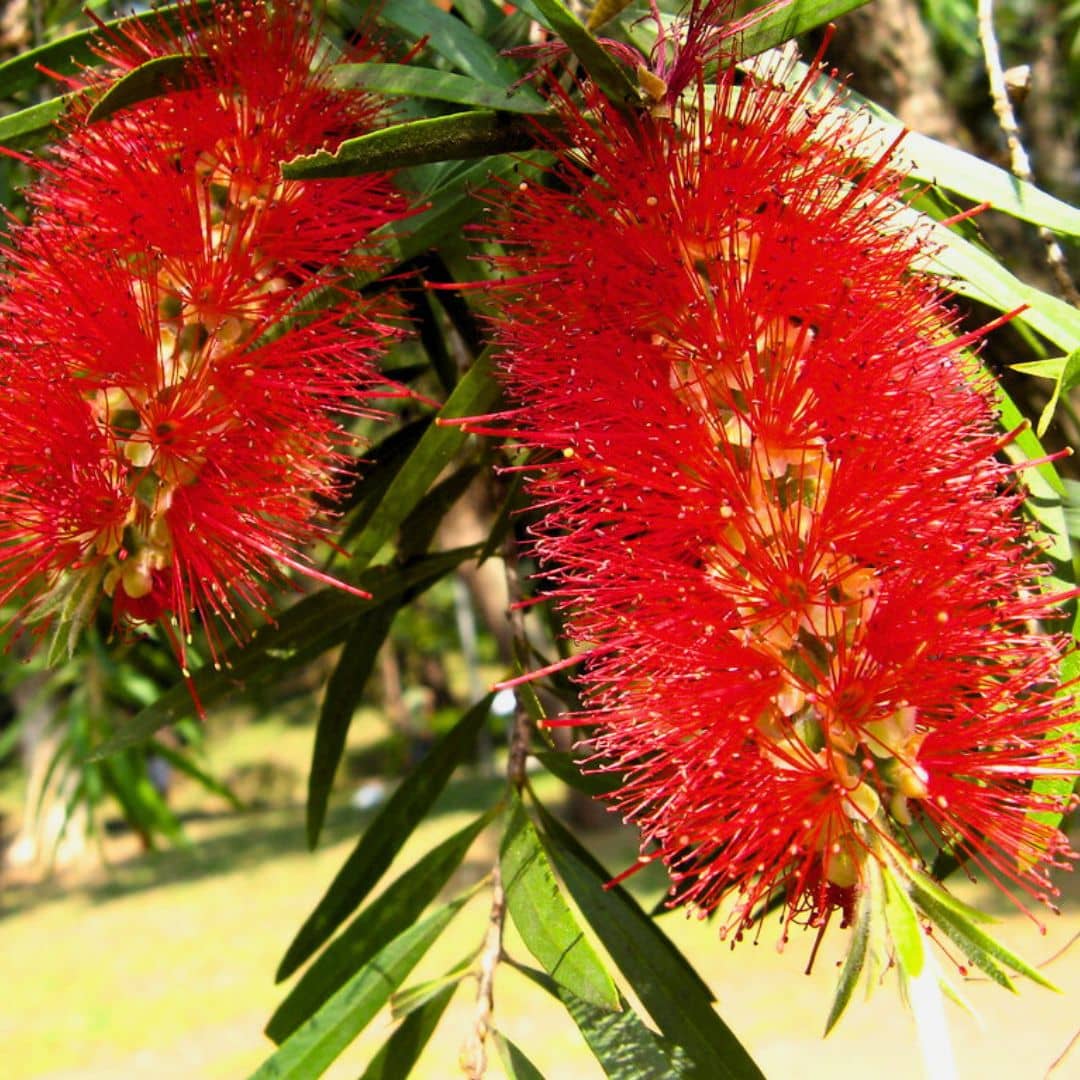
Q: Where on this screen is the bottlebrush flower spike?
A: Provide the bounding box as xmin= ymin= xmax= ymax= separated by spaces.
xmin=0 ymin=1 xmax=409 ymax=667
xmin=483 ymin=48 xmax=1077 ymax=951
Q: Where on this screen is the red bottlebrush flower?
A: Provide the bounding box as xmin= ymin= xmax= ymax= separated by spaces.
xmin=484 ymin=57 xmax=1076 ymax=939
xmin=0 ymin=1 xmax=409 ymax=665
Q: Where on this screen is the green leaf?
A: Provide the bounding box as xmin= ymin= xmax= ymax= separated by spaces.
xmin=349 ymin=348 xmax=502 ymax=569
xmin=532 ymin=750 xmax=621 ymax=798
xmin=824 ymin=884 xmax=872 ymax=1035
xmin=1014 ymin=348 xmax=1080 ymax=437
xmin=927 ymin=224 xmax=1080 ymax=355
xmin=283 ymin=110 xmax=562 ymax=179
xmin=249 ymin=896 xmax=468 ymax=1079
xmin=332 ymin=63 xmax=548 ymax=114
xmin=148 ymin=737 xmax=243 ymax=812
xmin=357 ymin=983 xmax=457 ymax=1080
xmin=902 ymin=866 xmax=1057 ymax=992
xmin=267 ymin=810 xmax=495 ymax=1042
xmin=0 ymin=1 xmax=213 ymax=97
xmin=585 ymin=0 xmax=638 ymax=31
xmin=735 ymin=0 xmax=875 ymax=61
xmin=517 ymin=965 xmax=689 ymax=1079
xmin=882 ymin=865 xmax=924 ymax=978
xmin=90 ymin=546 xmax=479 ymax=756
xmin=340 ymin=418 xmax=432 ymax=543
xmin=515 ymin=0 xmax=639 ymax=110
xmin=0 ymin=95 xmax=70 ymax=148
xmin=398 ymin=462 xmax=483 ymax=561
xmin=377 ymin=0 xmax=529 ymax=85
xmin=307 ymin=604 xmax=399 ymax=849
xmin=501 ymin=794 xmax=620 ymax=1012
xmin=86 ymin=54 xmax=213 ymax=124
xmin=494 ymin=1032 xmax=548 ymax=1080
xmin=370 ymin=154 xmax=540 ymax=279
xmin=390 ymin=952 xmax=478 ymax=1020
xmin=532 ymin=801 xmax=764 ymax=1079
xmin=276 ymin=694 xmax=494 ymax=982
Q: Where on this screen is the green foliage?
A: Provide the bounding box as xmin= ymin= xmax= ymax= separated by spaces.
xmin=4 ymin=0 xmax=1079 ymax=1076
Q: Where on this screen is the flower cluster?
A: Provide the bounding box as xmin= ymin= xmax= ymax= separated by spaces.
xmin=0 ymin=1 xmax=406 ymax=665
xmin=486 ymin=60 xmax=1076 ymax=935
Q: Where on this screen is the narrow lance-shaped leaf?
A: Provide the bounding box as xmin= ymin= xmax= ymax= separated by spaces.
xmin=493 ymin=1032 xmax=548 ymax=1080
xmin=731 ymin=0 xmax=875 ymax=62
xmin=376 ymin=0 xmax=533 ymax=86
xmin=532 ymin=798 xmax=764 ymax=1080
xmin=513 ymin=0 xmax=640 ymax=110
xmin=283 ymin=111 xmax=563 ymax=180
xmin=91 ymin=545 xmax=480 ymax=756
xmin=501 ymin=793 xmax=620 ymax=1011
xmin=899 ymin=863 xmax=1058 ymax=992
xmin=349 ymin=348 xmax=502 ymax=570
xmin=517 ymin=963 xmax=690 ymax=1078
xmin=0 ymin=0 xmax=214 ymax=97
xmin=276 ymin=694 xmax=494 ymax=982
xmin=357 ymin=983 xmax=458 ymax=1080
xmin=250 ymin=895 xmax=470 ymax=1080
xmin=86 ymin=54 xmax=214 ymax=124
xmin=824 ymin=880 xmax=873 ymax=1035
xmin=267 ymin=809 xmax=496 ymax=1042
xmin=306 ymin=603 xmax=399 ymax=849
xmin=331 ymin=63 xmax=549 ymax=114
xmin=0 ymin=96 xmax=70 ymax=149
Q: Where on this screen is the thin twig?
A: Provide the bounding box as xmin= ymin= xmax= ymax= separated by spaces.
xmin=977 ymin=0 xmax=1080 ymax=307
xmin=459 ymin=483 xmax=536 ymax=1077
xmin=1045 ymin=1025 xmax=1080 ymax=1078
xmin=460 ymin=861 xmax=506 ymax=1079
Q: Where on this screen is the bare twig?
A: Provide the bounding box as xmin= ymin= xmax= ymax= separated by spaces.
xmin=977 ymin=0 xmax=1080 ymax=307
xmin=1045 ymin=1025 xmax=1080 ymax=1078
xmin=460 ymin=861 xmax=506 ymax=1079
xmin=459 ymin=493 xmax=536 ymax=1077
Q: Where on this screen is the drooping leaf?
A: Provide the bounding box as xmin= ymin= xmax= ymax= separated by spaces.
xmin=398 ymin=462 xmax=484 ymax=561
xmin=276 ymin=694 xmax=493 ymax=982
xmin=882 ymin=864 xmax=924 ymax=978
xmin=493 ymin=1032 xmax=548 ymax=1080
xmin=267 ymin=809 xmax=496 ymax=1041
xmin=901 ymin=865 xmax=1058 ymax=992
xmin=357 ymin=983 xmax=457 ymax=1080
xmin=586 ymin=0 xmax=638 ymax=32
xmin=307 ymin=603 xmax=399 ymax=849
xmin=349 ymin=348 xmax=502 ymax=569
xmin=734 ymin=0 xmax=875 ymax=61
xmin=148 ymin=737 xmax=243 ymax=811
xmin=517 ymin=964 xmax=689 ymax=1078
xmin=389 ymin=951 xmax=479 ymax=1021
xmin=339 ymin=418 xmax=432 ymax=542
xmin=513 ymin=0 xmax=639 ymax=110
xmin=1013 ymin=348 xmax=1080 ymax=437
xmin=824 ymin=884 xmax=873 ymax=1035
xmin=332 ymin=63 xmax=549 ymax=114
xmin=0 ymin=96 xmax=70 ymax=148
xmin=86 ymin=54 xmax=214 ymax=123
xmin=377 ymin=0 xmax=531 ymax=86
xmin=500 ymin=794 xmax=620 ymax=1012
xmin=532 ymin=750 xmax=621 ymax=798
xmin=90 ymin=546 xmax=480 ymax=755
xmin=283 ymin=110 xmax=562 ymax=179
xmin=0 ymin=1 xmax=213 ymax=97
xmin=532 ymin=801 xmax=764 ymax=1079
xmin=250 ymin=896 xmax=469 ymax=1079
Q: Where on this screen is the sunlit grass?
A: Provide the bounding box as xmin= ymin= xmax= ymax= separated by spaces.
xmin=3 ymin=714 xmax=1079 ymax=1079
